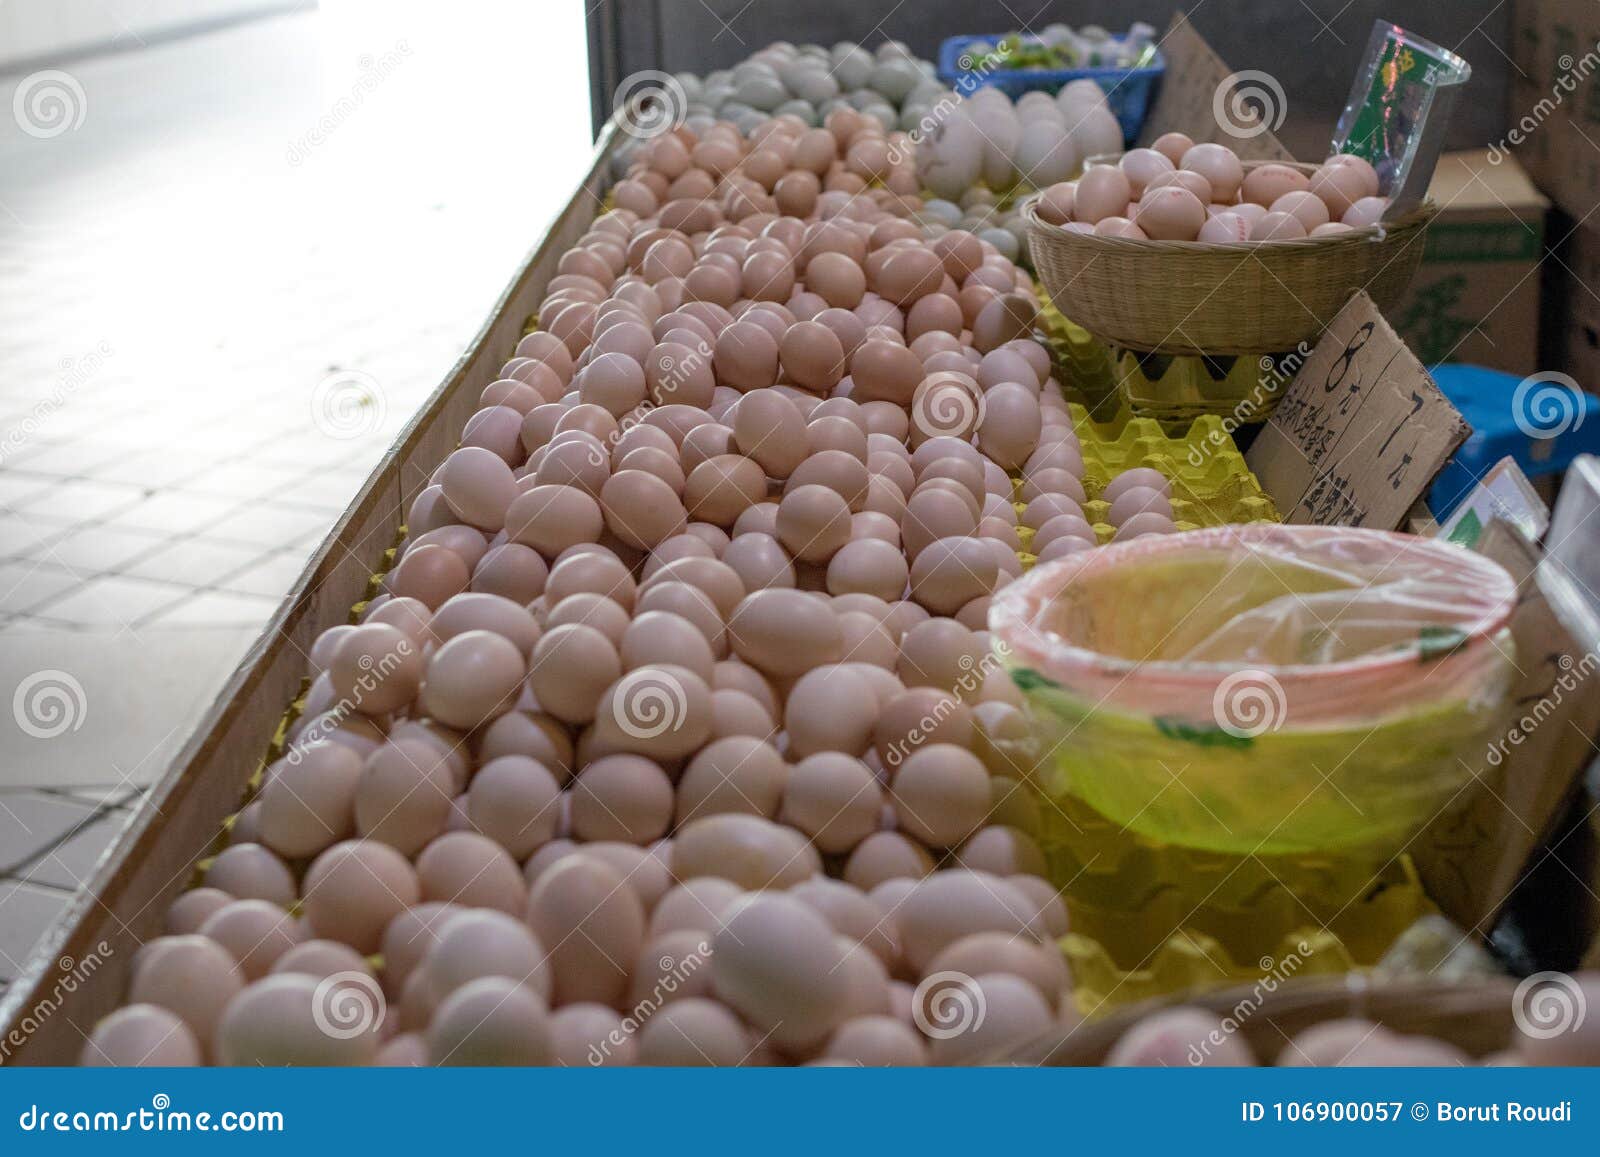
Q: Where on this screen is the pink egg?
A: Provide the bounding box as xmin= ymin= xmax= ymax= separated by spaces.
xmin=1073 ymin=166 xmax=1133 ymax=225
xmin=1309 ymin=163 xmax=1372 ymax=217
xmin=1102 ymin=467 xmax=1170 ymax=502
xmin=1310 ymin=222 xmax=1355 ymax=237
xmin=1135 ymin=186 xmax=1206 ymax=241
xmin=1323 ymin=153 xmax=1381 ymax=197
xmin=1113 ymin=511 xmax=1177 ymax=539
xmin=1341 ymin=196 xmax=1390 ymax=229
xmin=1229 ymin=202 xmax=1268 ymax=228
xmin=1249 ymin=211 xmax=1308 ymax=241
xmin=1269 ymin=190 xmax=1331 ymax=232
xmin=1179 ymin=143 xmax=1244 ymax=202
xmin=1034 ymin=182 xmax=1076 ymax=225
xmin=1145 ymin=169 xmax=1213 ymax=203
xmin=1240 ymin=164 xmax=1310 ymax=207
xmin=1036 ymin=535 xmax=1095 ymax=562
xmin=1197 ymin=212 xmax=1250 ymax=243
xmin=1108 ymin=486 xmax=1173 ymax=525
xmin=1092 ymin=216 xmax=1148 ymax=240
xmin=1118 ymin=148 xmax=1176 ymax=197
xmin=1150 ymin=132 xmax=1196 ymax=166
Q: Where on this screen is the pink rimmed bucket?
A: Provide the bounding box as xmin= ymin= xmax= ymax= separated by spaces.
xmin=990 ymin=524 xmax=1517 ymax=855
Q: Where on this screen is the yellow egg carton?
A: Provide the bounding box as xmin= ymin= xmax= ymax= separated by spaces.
xmin=1065 ymin=928 xmax=1367 ymax=1018
xmin=1036 ymin=788 xmax=1435 ymax=1015
xmin=1032 ymin=282 xmax=1301 ymax=431
xmin=987 ymin=666 xmax=1433 ymax=1014
xmin=1036 ymin=295 xmax=1121 ymax=421
xmin=1114 ymin=347 xmax=1297 ymax=430
xmin=1009 ymin=406 xmax=1279 ymax=559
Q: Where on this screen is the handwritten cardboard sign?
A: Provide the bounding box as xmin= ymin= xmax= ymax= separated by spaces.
xmin=1247 ymin=291 xmax=1471 ymax=530
xmin=1414 ymin=519 xmax=1600 ymax=933
xmin=1138 ymin=12 xmax=1293 ymax=162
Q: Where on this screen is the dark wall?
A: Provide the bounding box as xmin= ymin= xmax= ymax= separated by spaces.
xmin=588 ymin=0 xmax=1511 ymax=159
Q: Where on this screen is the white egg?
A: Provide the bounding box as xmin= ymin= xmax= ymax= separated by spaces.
xmin=1065 ymin=103 xmax=1122 ymax=164
xmin=916 ymin=111 xmax=985 ymax=200
xmin=1013 ymin=120 xmax=1078 ymax=188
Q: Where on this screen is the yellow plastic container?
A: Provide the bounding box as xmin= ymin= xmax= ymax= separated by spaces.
xmin=990 ymin=524 xmax=1516 ymax=1009
xmin=994 ymin=524 xmax=1517 ymax=856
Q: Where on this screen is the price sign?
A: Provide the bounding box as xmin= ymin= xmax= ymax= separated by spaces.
xmin=1247 ymin=291 xmax=1470 ymax=530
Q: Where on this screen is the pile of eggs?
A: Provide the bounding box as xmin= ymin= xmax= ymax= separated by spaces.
xmin=916 ymin=79 xmax=1123 ymax=201
xmin=1033 ymin=136 xmax=1387 ymax=243
xmin=675 ymin=40 xmax=942 ymax=136
xmin=1101 ymin=982 xmax=1600 ymax=1067
xmin=82 ymin=109 xmax=1121 ymax=1069
xmin=915 ymin=187 xmax=1033 ymax=268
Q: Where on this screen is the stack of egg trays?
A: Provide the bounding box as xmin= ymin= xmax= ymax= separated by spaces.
xmin=1011 ymin=399 xmax=1280 ymax=560
xmin=1036 ymin=296 xmax=1122 ymax=420
xmin=1034 ymin=293 xmax=1299 ymax=430
xmin=1037 ymin=791 xmax=1436 ymax=1014
xmin=1113 ymin=347 xmax=1295 ymax=431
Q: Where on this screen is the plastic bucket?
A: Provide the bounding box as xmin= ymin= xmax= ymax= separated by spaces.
xmin=990 ymin=524 xmax=1517 ymax=855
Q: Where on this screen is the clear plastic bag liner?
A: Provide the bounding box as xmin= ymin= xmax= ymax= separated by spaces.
xmin=993 ymin=524 xmax=1516 ymax=728
xmin=990 ymin=525 xmax=1518 ymax=855
xmin=1332 ymin=21 xmax=1471 ymax=219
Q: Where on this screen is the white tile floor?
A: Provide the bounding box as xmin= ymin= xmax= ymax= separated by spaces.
xmin=0 ymin=1 xmax=596 ymax=987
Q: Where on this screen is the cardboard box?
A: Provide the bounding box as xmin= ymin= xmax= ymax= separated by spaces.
xmin=1508 ymin=0 xmax=1600 ymax=220
xmin=1389 ymin=150 xmax=1548 ymax=375
xmin=1558 ymin=217 xmax=1600 ymax=387
xmin=1247 ymin=291 xmax=1471 ymax=531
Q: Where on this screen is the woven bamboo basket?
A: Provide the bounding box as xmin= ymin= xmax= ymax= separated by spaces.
xmin=1001 ymin=975 xmax=1518 ymax=1066
xmin=1023 ymin=160 xmax=1437 ymax=356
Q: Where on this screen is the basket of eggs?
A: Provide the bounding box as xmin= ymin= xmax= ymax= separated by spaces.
xmin=1021 ymin=134 xmax=1436 ymax=356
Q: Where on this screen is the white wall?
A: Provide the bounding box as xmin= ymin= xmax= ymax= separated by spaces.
xmin=0 ymin=0 xmax=288 ymax=71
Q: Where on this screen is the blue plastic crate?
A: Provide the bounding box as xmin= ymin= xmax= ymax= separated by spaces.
xmin=1427 ymin=363 xmax=1600 ymax=517
xmin=936 ymin=33 xmax=1164 ymax=147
